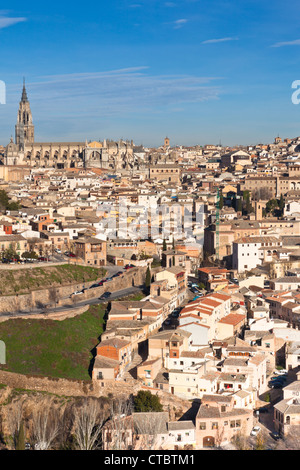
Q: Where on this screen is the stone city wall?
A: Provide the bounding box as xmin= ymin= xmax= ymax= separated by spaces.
xmin=0 ymin=266 xmax=147 ymax=315
xmin=0 ymin=370 xmax=141 ymax=398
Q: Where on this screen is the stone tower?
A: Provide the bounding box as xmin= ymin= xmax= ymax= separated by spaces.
xmin=15 ymin=79 xmax=34 ymax=150
xmin=164 ymin=136 xmax=170 ymax=149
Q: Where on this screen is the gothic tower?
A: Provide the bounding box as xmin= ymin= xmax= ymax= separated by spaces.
xmin=15 ymin=79 xmax=34 ymax=150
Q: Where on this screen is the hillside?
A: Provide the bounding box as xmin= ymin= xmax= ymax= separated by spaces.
xmin=0 ymin=303 xmax=107 ymax=381
xmin=0 ymin=264 xmax=106 ymax=296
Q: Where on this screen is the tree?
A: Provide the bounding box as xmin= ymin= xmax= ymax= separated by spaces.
xmin=133 ymin=412 xmax=170 ymax=450
xmin=49 ymin=287 xmax=59 ymax=309
xmin=279 ymin=194 xmax=285 ymax=216
xmin=133 ymin=391 xmax=163 ymax=413
xmin=145 ymin=266 xmax=151 ymax=290
xmin=32 ymin=401 xmax=60 ymax=450
xmin=265 ymin=198 xmax=277 ymax=214
xmin=7 ymin=201 xmax=21 ymax=211
xmin=243 ymin=190 xmax=253 ymax=214
xmin=6 ymin=399 xmax=24 ymax=449
xmin=0 ymin=190 xmax=10 ymax=211
xmin=219 ymin=192 xmax=224 ymax=210
xmin=104 ymin=397 xmax=133 ymax=450
xmin=73 ymin=399 xmax=105 ymax=450
xmin=0 ymin=190 xmax=21 ymax=212
xmin=236 ymin=198 xmax=243 ymax=213
xmin=231 ymin=431 xmax=251 ymax=450
xmin=162 ymin=239 xmax=167 ymax=252
xmin=254 ymin=431 xmax=267 ymax=450
xmin=15 ymin=420 xmax=25 ymax=451
xmin=22 ymin=251 xmax=38 ymax=260
xmin=2 ymin=248 xmax=19 ymax=261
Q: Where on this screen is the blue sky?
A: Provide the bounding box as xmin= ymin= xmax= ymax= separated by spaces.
xmin=1 ymin=0 xmax=300 ymax=147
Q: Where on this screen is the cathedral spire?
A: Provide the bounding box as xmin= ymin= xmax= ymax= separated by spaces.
xmin=21 ymin=77 xmax=28 ymax=102
xmin=16 ymin=78 xmax=34 ymax=147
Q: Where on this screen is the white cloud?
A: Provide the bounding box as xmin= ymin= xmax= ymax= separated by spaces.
xmin=9 ymin=69 xmax=222 ymax=116
xmin=173 ymin=18 xmax=188 ymax=29
xmin=201 ymin=37 xmax=238 ymax=44
xmin=271 ymin=39 xmax=300 ymax=48
xmin=0 ymin=15 xmax=26 ymax=29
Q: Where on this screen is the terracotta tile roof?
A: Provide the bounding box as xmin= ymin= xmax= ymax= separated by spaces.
xmin=178 ymin=321 xmax=209 ymax=329
xmin=218 ymin=313 xmax=246 ymax=326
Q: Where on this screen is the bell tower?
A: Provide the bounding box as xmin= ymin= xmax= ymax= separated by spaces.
xmin=15 ymin=78 xmax=34 ymax=150
xmin=164 ymin=136 xmax=170 ymax=149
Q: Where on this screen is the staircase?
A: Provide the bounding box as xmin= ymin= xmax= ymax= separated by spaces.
xmin=122 ymin=352 xmax=144 ymax=382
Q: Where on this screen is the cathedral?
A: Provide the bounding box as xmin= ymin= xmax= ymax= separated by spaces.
xmin=4 ymin=81 xmax=140 ymax=171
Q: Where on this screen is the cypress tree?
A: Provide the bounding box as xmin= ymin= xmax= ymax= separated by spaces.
xmin=15 ymin=421 xmax=25 ymax=451
xmin=145 ymin=266 xmax=151 ymax=289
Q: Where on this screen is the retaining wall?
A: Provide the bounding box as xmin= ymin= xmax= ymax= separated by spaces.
xmin=0 ymin=266 xmax=147 ymax=314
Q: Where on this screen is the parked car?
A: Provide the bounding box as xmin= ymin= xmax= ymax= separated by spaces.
xmin=125 ymin=264 xmax=134 ymax=269
xmin=38 ymin=257 xmax=49 ymax=262
xmin=270 ymin=375 xmax=286 ymax=382
xmin=99 ymin=292 xmax=111 ymax=300
xmin=270 ymin=432 xmax=281 ymax=441
xmin=250 ymin=426 xmax=261 ymax=436
xmin=268 ymin=379 xmax=285 ymax=387
xmin=112 ymin=271 xmax=123 ymax=278
xmin=73 ymin=290 xmax=83 ymax=295
xmin=274 ymin=369 xmax=288 ymax=375
xmin=256 ymin=407 xmax=269 ymax=414
xmin=191 ymin=288 xmax=199 ymax=294
xmin=270 ymin=376 xmax=286 ymax=384
xmin=271 ymin=382 xmax=284 ymax=389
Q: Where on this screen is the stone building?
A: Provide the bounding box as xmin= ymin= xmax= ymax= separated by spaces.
xmin=4 ymin=81 xmax=140 ymax=172
xmin=195 ymin=394 xmax=253 ymax=448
